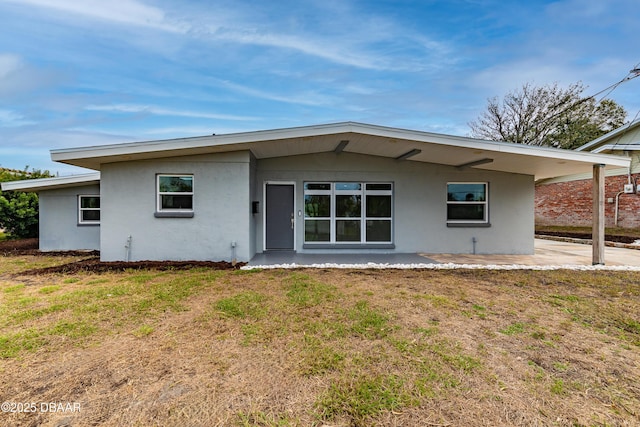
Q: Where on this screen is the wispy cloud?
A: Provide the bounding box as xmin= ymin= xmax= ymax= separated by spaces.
xmin=0 ymin=0 xmax=187 ymax=32
xmin=0 ymin=109 xmax=35 ymax=127
xmin=213 ymin=80 xmax=337 ymax=107
xmin=85 ymin=104 xmax=258 ymax=121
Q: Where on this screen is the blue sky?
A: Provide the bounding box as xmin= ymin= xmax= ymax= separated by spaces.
xmin=0 ymin=0 xmax=639 ymax=175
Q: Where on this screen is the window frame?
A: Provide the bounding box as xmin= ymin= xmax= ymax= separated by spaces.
xmin=156 ymin=174 xmax=194 ymax=214
xmin=78 ymin=194 xmax=100 ymax=225
xmin=446 ymin=182 xmax=489 ymax=225
xmin=303 ymin=181 xmax=393 ymax=245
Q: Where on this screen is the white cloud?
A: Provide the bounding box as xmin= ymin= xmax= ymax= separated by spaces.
xmin=213 ymin=79 xmax=337 ymax=107
xmin=0 ymin=0 xmax=187 ymax=32
xmin=0 ymin=109 xmax=35 ymax=127
xmin=85 ymin=104 xmax=258 ymax=121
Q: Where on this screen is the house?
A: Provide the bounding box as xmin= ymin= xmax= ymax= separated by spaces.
xmin=536 ymin=119 xmax=640 ymax=229
xmin=2 ymin=122 xmax=629 ymax=263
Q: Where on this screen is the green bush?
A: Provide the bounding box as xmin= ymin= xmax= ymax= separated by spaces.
xmin=0 ymin=167 xmax=53 ymax=239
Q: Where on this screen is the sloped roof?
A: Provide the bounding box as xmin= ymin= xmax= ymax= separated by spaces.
xmin=0 ymin=173 xmax=100 ymax=192
xmin=576 ymin=118 xmax=640 ymax=153
xmin=49 ymin=122 xmax=629 ymax=181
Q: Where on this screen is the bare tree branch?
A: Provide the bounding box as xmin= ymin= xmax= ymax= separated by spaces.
xmin=468 ymin=82 xmax=627 ymax=149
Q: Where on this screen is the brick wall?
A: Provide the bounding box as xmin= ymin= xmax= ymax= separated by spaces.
xmin=535 ymin=174 xmax=640 ymax=228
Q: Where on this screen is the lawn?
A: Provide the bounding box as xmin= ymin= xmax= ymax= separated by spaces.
xmin=1 ymin=254 xmax=639 ymax=426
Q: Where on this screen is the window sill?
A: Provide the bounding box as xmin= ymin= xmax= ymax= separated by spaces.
xmin=154 ymin=211 xmax=194 ymax=218
xmin=77 ymin=222 xmax=100 ymax=226
xmin=447 ymin=222 xmax=491 ymax=228
xmin=303 ymin=243 xmax=395 ymax=249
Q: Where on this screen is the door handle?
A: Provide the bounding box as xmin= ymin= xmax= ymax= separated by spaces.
xmin=290 ymin=212 xmax=295 ymax=229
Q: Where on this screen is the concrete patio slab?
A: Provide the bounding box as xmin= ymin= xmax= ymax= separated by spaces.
xmin=247 ymin=239 xmax=640 ymax=267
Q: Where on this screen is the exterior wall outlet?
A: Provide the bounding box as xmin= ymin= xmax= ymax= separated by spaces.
xmin=624 ymin=184 xmax=634 ymax=193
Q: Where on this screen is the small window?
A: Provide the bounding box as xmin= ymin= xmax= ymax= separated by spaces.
xmin=79 ymin=195 xmax=100 ymax=224
xmin=157 ymin=175 xmax=194 ymax=211
xmin=447 ymin=182 xmax=488 ymax=223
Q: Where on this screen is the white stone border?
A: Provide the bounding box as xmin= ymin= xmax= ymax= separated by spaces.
xmin=242 ymin=262 xmax=640 ymax=271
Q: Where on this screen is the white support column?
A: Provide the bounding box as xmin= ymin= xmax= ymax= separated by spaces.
xmin=592 ymin=164 xmax=605 ymax=265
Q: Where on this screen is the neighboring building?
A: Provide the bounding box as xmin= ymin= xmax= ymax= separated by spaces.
xmin=1 ymin=174 xmax=101 ymax=251
xmin=1 ymin=122 xmax=628 ymax=261
xmin=535 ymin=119 xmax=640 ymax=229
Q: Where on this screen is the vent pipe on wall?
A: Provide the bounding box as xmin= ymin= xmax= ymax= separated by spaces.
xmin=124 ymin=235 xmax=132 ymax=262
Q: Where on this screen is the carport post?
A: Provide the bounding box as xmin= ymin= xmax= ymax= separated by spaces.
xmin=592 ymin=164 xmax=605 ymax=265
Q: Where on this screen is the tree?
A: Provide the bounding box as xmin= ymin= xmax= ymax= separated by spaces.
xmin=0 ymin=167 xmax=53 ymax=239
xmin=468 ymin=82 xmax=627 ymax=149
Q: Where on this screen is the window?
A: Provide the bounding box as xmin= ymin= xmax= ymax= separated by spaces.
xmin=446 ymin=182 xmax=488 ymax=223
xmin=78 ymin=195 xmax=100 ymax=224
xmin=157 ymin=175 xmax=194 ymax=212
xmin=304 ymin=182 xmax=392 ymax=244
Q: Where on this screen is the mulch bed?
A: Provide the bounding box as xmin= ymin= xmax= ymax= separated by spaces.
xmin=537 ymin=231 xmax=638 ymax=244
xmin=24 ymin=258 xmax=245 ymax=275
xmin=1 ymin=238 xmax=245 ymax=274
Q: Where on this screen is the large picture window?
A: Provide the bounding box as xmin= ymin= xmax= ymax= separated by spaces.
xmin=446 ymin=182 xmax=488 ymax=223
xmin=157 ymin=175 xmax=194 ymax=212
xmin=304 ymin=182 xmax=392 ymax=244
xmin=78 ymin=195 xmax=100 ymax=224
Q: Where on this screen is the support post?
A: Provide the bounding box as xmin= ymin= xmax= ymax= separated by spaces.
xmin=592 ymin=164 xmax=605 ymax=265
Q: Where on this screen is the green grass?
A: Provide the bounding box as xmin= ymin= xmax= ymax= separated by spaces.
xmin=0 ymin=269 xmax=224 ymax=358
xmin=285 ymin=273 xmax=336 ymax=307
xmin=133 ymin=324 xmax=154 ymax=337
xmin=347 ymin=301 xmax=391 ymax=339
xmin=1 ymin=260 xmax=639 ymax=426
xmin=317 ymin=374 xmax=413 ymax=426
xmin=500 ymin=322 xmax=527 ymax=335
xmin=214 ymin=291 xmax=267 ymax=319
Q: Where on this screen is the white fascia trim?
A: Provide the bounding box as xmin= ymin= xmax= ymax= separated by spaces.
xmin=0 ymin=172 xmax=101 ymax=192
xmin=592 ymin=144 xmax=640 ymax=154
xmin=49 ymin=121 xmax=630 ymax=168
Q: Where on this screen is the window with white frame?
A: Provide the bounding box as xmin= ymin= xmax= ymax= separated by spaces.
xmin=304 ymin=182 xmax=393 ymax=244
xmin=446 ymin=182 xmax=488 ymax=223
xmin=78 ymin=195 xmax=100 ymax=224
xmin=157 ymin=175 xmax=194 ymax=211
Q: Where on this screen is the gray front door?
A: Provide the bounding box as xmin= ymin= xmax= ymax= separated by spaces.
xmin=266 ymin=184 xmax=294 ymax=250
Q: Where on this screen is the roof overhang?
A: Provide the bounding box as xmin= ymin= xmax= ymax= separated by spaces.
xmin=50 ymin=122 xmax=630 ymax=181
xmin=0 ymin=173 xmax=101 ymax=192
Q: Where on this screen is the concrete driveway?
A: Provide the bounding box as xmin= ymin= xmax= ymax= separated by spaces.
xmin=426 ymin=238 xmax=640 ymax=267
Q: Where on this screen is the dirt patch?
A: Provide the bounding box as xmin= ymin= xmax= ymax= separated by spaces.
xmin=0 ymin=237 xmax=39 ymax=254
xmin=21 ymin=258 xmax=245 ymax=275
xmin=0 ymin=238 xmax=99 ymax=257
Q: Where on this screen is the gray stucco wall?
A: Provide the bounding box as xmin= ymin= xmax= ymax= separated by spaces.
xmin=99 ymin=152 xmax=251 ymax=262
xmin=255 ymin=152 xmax=534 ymax=255
xmin=38 ymin=184 xmax=101 ymax=251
